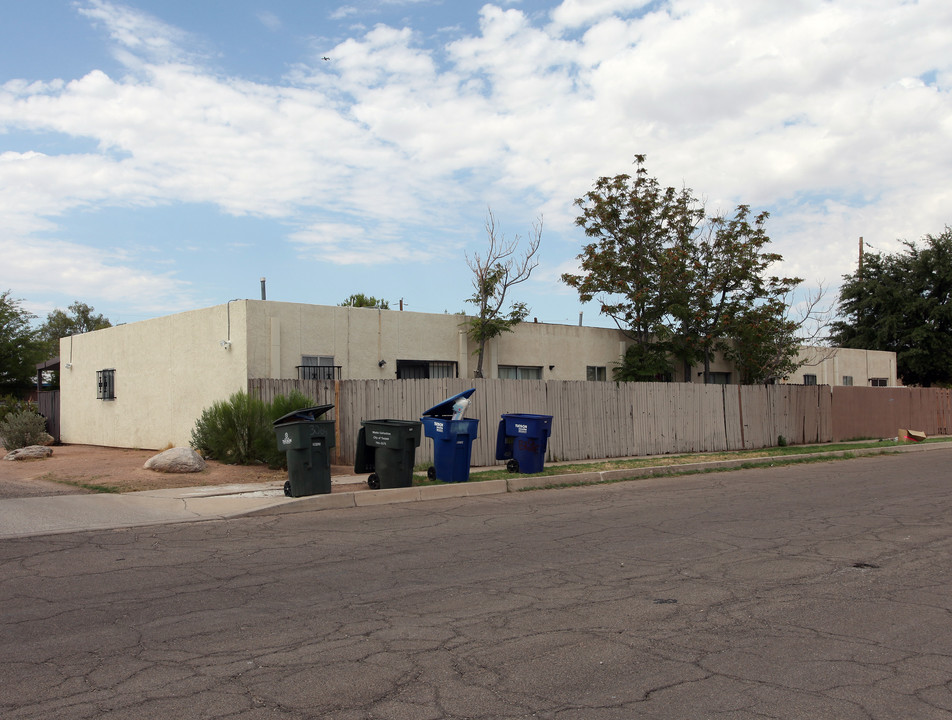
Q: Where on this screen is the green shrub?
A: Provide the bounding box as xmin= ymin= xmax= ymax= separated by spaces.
xmin=0 ymin=395 xmax=35 ymax=422
xmin=190 ymin=390 xmax=316 ymax=467
xmin=0 ymin=409 xmax=49 ymax=451
xmin=190 ymin=392 xmax=270 ymax=465
xmin=262 ymin=390 xmax=315 ymax=468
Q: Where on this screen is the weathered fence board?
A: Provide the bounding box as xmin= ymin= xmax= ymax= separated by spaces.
xmin=250 ymin=378 xmax=950 ymax=468
xmin=831 ymin=386 xmax=952 ymax=441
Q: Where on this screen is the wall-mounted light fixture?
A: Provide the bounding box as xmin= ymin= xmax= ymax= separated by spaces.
xmin=548 ymin=365 xmax=555 ymax=370
xmin=220 ymin=340 xmax=232 ymax=350
xmin=64 ymin=363 xmax=72 ymax=370
xmin=378 ymin=359 xmax=386 ymax=367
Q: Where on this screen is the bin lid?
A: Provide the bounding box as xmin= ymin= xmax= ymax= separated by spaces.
xmin=273 ymin=404 xmax=334 ymax=426
xmin=420 ymin=388 xmax=476 ymax=418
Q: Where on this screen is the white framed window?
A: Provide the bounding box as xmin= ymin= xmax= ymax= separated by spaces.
xmin=803 ymin=374 xmax=817 ymax=386
xmin=870 ymin=377 xmax=888 ymax=387
xmin=842 ymin=376 xmax=853 ymax=386
xmin=498 ymin=365 xmax=542 ymax=380
xmin=587 ymin=366 xmax=607 ymax=381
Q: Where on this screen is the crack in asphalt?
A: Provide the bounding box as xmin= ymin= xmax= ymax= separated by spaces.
xmin=2 ymin=452 xmax=952 ymax=718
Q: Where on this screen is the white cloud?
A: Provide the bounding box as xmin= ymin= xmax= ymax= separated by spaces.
xmin=76 ymin=0 xmax=204 ymax=65
xmin=0 ymin=235 xmax=193 ymax=315
xmin=549 ymin=0 xmax=652 ymax=29
xmin=257 ymin=11 xmax=282 ymax=31
xmin=1 ymin=0 xmax=951 ymax=318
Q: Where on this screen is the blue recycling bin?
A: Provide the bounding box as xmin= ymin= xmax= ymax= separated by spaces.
xmin=421 ymin=388 xmax=479 ymax=483
xmin=495 ymin=413 xmax=552 ymax=474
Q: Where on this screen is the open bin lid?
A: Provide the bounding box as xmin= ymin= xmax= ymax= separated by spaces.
xmin=273 ymin=404 xmax=334 ymax=426
xmin=421 ymin=388 xmax=476 ymax=418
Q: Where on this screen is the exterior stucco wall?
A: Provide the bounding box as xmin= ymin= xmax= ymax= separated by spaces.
xmin=243 ymin=301 xmax=634 ymax=381
xmin=60 ymin=304 xmax=249 ymax=449
xmin=487 ymin=320 xmax=629 ymax=379
xmin=59 ymin=300 xmax=900 ymax=449
xmin=243 ymin=301 xmax=472 ymax=379
xmin=787 ymin=346 xmax=898 ymax=386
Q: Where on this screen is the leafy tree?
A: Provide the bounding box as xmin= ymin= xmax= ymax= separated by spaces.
xmin=829 ymin=228 xmax=952 ymax=386
xmin=672 ymin=206 xmax=802 ymax=382
xmin=340 ymin=293 xmax=389 ymax=309
xmin=562 ymin=156 xmax=701 ymax=380
xmin=464 ymin=209 xmax=542 ymax=378
xmin=0 ymin=291 xmax=44 ymax=395
xmin=723 ymin=298 xmax=801 ymax=384
xmin=36 ymin=301 xmax=112 ymax=360
xmin=563 ymin=157 xmax=803 ymax=383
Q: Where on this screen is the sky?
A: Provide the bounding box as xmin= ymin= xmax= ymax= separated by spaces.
xmin=1 ymin=0 xmax=950 ymax=331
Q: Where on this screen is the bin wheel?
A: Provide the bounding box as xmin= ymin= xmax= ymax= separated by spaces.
xmin=427 ymin=466 xmax=436 ymax=481
xmin=283 ymin=480 xmax=293 ymax=497
xmin=367 ymin=473 xmax=380 ymax=490
xmin=506 ymin=458 xmax=520 ymax=474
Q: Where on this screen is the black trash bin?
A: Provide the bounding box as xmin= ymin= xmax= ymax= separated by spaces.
xmin=273 ymin=404 xmax=335 ymax=497
xmin=354 ymin=418 xmax=422 ymax=489
xmin=420 ymin=388 xmax=479 ymax=483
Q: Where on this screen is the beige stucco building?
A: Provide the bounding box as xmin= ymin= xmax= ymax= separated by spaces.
xmin=58 ymin=300 xmax=898 ymax=449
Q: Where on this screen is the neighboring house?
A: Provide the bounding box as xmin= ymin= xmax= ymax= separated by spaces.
xmin=785 ymin=346 xmax=899 ymax=388
xmin=58 ymin=300 xmax=898 ymax=450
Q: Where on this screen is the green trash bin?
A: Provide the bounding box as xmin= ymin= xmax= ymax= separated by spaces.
xmin=273 ymin=404 xmax=335 ymax=497
xmin=354 ymin=419 xmax=422 ymax=489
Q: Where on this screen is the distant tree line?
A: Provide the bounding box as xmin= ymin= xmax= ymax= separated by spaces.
xmin=0 ymin=294 xmax=111 ymax=394
xmin=829 ymin=227 xmax=952 ymax=386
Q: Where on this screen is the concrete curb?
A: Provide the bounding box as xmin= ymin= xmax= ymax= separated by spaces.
xmin=239 ymin=440 xmax=952 ymax=517
xmin=243 ymin=478 xmax=511 ymax=517
xmin=6 ymin=441 xmax=947 ymax=540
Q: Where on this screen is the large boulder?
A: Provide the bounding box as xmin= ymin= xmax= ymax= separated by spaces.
xmin=4 ymin=445 xmax=54 ymax=461
xmin=144 ymin=447 xmax=207 ymax=474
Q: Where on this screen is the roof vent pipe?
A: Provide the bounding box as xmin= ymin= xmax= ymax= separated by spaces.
xmin=260 ymin=277 xmax=266 ymax=300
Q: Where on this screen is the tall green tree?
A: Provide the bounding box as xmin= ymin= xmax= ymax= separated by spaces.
xmin=673 ymin=207 xmax=802 ymax=382
xmin=563 ymin=157 xmax=803 ymax=383
xmin=339 ymin=293 xmax=389 ymax=309
xmin=465 ymin=209 xmax=542 ymax=378
xmin=829 ymin=227 xmax=952 ymax=386
xmin=0 ymin=291 xmax=45 ymax=394
xmin=562 ymin=155 xmax=702 ymax=379
xmin=37 ymin=301 xmax=112 ymax=359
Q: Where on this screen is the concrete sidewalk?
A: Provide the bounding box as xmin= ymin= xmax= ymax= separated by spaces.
xmin=2 ymin=441 xmax=948 ymax=540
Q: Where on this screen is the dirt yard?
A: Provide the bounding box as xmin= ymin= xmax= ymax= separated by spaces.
xmin=0 ymin=444 xmax=358 ymax=498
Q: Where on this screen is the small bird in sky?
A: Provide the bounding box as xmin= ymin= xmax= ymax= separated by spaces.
xmin=322 ymin=56 xmax=330 ymax=61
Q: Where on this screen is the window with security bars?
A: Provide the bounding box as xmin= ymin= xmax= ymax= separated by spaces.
xmin=97 ymin=369 xmax=115 ymax=400
xmin=395 ymin=360 xmax=458 ymax=379
xmin=298 ymin=355 xmax=340 ymax=380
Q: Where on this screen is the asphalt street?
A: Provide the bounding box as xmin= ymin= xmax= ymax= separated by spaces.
xmin=3 ymin=450 xmax=952 ymax=719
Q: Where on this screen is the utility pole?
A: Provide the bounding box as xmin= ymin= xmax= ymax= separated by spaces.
xmin=858 ymin=237 xmax=863 ymax=280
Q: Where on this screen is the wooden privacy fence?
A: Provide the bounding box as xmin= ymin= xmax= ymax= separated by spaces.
xmin=250 ymin=378 xmax=838 ymax=467
xmin=831 ymin=386 xmax=952 ymax=441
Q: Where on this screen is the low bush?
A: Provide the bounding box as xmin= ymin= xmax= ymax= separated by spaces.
xmin=0 ymin=409 xmax=49 ymax=451
xmin=262 ymin=390 xmax=315 ymax=468
xmin=190 ymin=391 xmax=316 ymax=468
xmin=0 ymin=395 xmax=36 ymax=422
